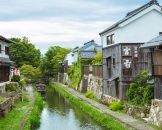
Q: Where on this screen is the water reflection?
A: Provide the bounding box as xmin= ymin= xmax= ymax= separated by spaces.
xmin=37 ymin=86 xmax=106 ymax=130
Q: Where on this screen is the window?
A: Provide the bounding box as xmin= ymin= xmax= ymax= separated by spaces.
xmin=5 ymin=46 xmax=9 ymax=55
xmin=0 ymin=44 xmax=1 ymax=53
xmin=107 ymin=34 xmax=114 ymax=45
xmin=113 ymin=58 xmax=115 ymax=68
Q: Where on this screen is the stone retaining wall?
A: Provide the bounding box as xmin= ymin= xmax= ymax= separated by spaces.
xmin=101 ymin=94 xmax=119 ymax=105
xmin=125 ymin=104 xmax=150 ymax=119
xmin=149 ymin=99 xmax=162 ymax=128
xmin=87 ymin=75 xmax=103 ymax=100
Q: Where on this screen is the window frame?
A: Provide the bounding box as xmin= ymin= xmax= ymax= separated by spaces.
xmin=0 ymin=44 xmax=1 ymax=54
xmin=107 ymin=34 xmax=114 ymax=45
xmin=5 ymin=46 xmax=9 ymax=55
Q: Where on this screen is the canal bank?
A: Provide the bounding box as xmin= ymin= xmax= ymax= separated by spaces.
xmin=54 ymin=82 xmax=154 ymax=130
xmin=37 ymin=84 xmax=107 ymax=130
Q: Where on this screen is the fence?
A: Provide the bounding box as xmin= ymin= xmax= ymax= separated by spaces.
xmin=82 ymin=65 xmax=102 ymax=78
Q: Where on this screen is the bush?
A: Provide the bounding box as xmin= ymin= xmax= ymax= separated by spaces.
xmin=11 ymin=75 xmax=20 ymax=82
xmin=84 ymin=90 xmax=98 ymax=101
xmin=19 ymin=79 xmax=26 ymax=88
xmin=109 ymin=101 xmax=124 ymax=111
xmin=0 ymin=96 xmax=7 ymax=102
xmin=126 ymin=71 xmax=154 ymax=106
xmin=5 ymin=83 xmax=17 ymax=92
xmin=22 ymin=91 xmax=29 ymax=101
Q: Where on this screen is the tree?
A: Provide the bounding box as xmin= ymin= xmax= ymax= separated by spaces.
xmin=40 ymin=46 xmax=70 ymax=77
xmin=20 ymin=64 xmax=41 ymax=80
xmin=9 ymin=37 xmax=41 ymax=67
xmin=92 ymin=52 xmax=102 ymax=65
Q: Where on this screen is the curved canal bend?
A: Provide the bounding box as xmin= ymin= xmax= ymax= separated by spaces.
xmin=36 ymin=86 xmax=107 ymax=130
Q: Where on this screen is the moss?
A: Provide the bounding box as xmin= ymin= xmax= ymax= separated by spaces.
xmin=52 ymin=83 xmax=128 ymax=130
xmin=84 ymin=90 xmax=98 ymax=102
xmin=109 ymin=101 xmax=124 ymax=111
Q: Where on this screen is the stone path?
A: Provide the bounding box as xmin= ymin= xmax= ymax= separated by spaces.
xmin=56 ymin=82 xmax=155 ymax=130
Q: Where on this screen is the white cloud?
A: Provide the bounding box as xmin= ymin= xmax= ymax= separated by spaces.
xmin=0 ymin=19 xmax=114 ymax=54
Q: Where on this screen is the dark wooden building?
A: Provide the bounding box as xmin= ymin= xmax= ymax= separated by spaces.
xmin=100 ymin=0 xmax=162 ymax=101
xmin=0 ymin=36 xmax=14 ymax=82
xmin=141 ymin=33 xmax=162 ymax=99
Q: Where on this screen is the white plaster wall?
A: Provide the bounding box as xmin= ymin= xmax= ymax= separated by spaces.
xmin=0 ymin=41 xmax=9 ymax=58
xmin=102 ymin=9 xmax=162 ymax=47
xmin=66 ymin=52 xmax=74 ymax=66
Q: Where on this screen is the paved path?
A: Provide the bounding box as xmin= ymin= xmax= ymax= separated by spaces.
xmin=56 ymin=82 xmax=154 ymax=130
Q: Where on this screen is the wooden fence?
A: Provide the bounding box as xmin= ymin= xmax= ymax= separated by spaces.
xmin=82 ymin=65 xmax=102 ymax=78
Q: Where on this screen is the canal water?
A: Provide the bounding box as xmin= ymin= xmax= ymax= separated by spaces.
xmin=37 ymin=86 xmax=106 ymax=130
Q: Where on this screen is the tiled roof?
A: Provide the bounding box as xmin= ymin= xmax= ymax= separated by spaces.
xmin=0 ymin=57 xmax=14 ymax=65
xmin=0 ymin=35 xmax=13 ymax=43
xmin=140 ymin=35 xmax=162 ymax=48
xmin=80 ymin=51 xmax=96 ymax=59
xmin=80 ymin=40 xmax=102 ymax=51
xmin=99 ymin=0 xmax=160 ymax=35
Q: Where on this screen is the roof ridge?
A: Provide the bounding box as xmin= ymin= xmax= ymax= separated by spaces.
xmin=99 ymin=0 xmax=161 ymax=35
xmin=126 ymin=0 xmax=159 ymax=17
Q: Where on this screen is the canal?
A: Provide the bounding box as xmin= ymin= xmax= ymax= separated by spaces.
xmin=37 ymin=86 xmax=106 ymax=130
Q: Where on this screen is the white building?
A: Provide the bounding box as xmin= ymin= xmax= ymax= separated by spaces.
xmin=100 ymin=0 xmax=162 ymax=48
xmin=99 ymin=0 xmax=162 ymax=100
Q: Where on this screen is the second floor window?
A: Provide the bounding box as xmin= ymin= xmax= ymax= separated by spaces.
xmin=5 ymin=46 xmax=9 ymax=55
xmin=107 ymin=34 xmax=114 ymax=45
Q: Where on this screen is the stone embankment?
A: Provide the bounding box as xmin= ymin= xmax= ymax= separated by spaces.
xmin=56 ymin=82 xmax=154 ymax=130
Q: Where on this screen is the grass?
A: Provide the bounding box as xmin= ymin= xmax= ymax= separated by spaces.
xmin=52 ymin=83 xmax=128 ymax=130
xmin=84 ymin=90 xmax=99 ymax=102
xmin=24 ymin=86 xmax=44 ymax=130
xmin=149 ymin=123 xmax=162 ymax=130
xmin=109 ymin=101 xmax=124 ymax=111
xmin=0 ymin=100 xmax=32 ymax=130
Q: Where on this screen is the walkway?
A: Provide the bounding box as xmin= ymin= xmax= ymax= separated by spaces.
xmin=56 ymin=82 xmax=154 ymax=130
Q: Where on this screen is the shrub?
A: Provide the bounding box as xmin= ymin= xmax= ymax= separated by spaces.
xmin=19 ymin=79 xmax=26 ymax=88
xmin=22 ymin=91 xmax=29 ymax=101
xmin=109 ymin=101 xmax=124 ymax=111
xmin=126 ymin=71 xmax=154 ymax=106
xmin=84 ymin=90 xmax=98 ymax=101
xmin=5 ymin=83 xmax=17 ymax=92
xmin=11 ymin=75 xmax=20 ymax=82
xmin=0 ymin=96 xmax=7 ymax=102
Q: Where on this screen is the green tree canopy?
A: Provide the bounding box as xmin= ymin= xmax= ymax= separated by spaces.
xmin=9 ymin=37 xmax=41 ymax=67
xmin=40 ymin=46 xmax=70 ymax=77
xmin=20 ymin=64 xmax=41 ymax=80
xmin=92 ymin=52 xmax=102 ymax=65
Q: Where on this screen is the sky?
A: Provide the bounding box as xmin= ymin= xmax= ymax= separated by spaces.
xmin=0 ymin=0 xmax=161 ymax=54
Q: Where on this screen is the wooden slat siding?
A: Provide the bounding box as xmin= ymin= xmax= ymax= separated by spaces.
xmin=152 ymin=50 xmax=162 ymax=76
xmin=92 ymin=65 xmax=103 ymax=78
xmin=136 ymin=50 xmax=148 ymax=74
xmin=154 ymin=77 xmax=162 ymax=99
xmin=103 ymin=44 xmax=122 ymax=96
xmin=83 ymin=65 xmax=89 ymax=76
